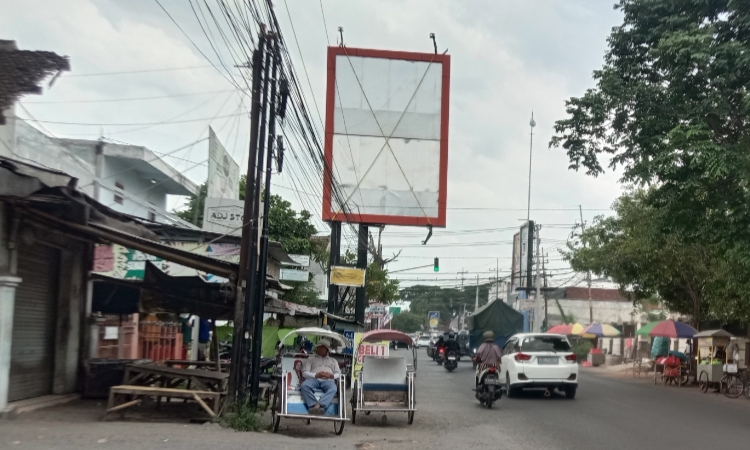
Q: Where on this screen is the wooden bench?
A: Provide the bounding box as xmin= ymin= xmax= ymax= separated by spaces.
xmin=107 ymin=385 xmax=221 ymax=418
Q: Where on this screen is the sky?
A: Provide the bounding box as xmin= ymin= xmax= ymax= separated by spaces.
xmin=3 ymin=0 xmax=626 ymax=291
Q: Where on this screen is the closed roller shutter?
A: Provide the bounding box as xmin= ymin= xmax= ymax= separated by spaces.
xmin=8 ymin=244 xmax=59 ymax=402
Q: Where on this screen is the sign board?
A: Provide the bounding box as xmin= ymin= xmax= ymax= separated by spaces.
xmin=330 ymin=266 xmax=366 ymax=286
xmin=279 ymin=268 xmax=310 ymax=282
xmin=342 ymin=330 xmax=355 ymax=355
xmin=283 ymin=254 xmax=311 ymax=267
xmin=202 ymin=197 xmax=245 ymax=236
xmin=207 ymin=126 xmax=240 ymax=200
xmin=428 ymin=311 xmax=440 ymax=329
xmin=356 ymin=343 xmax=389 ymax=364
xmin=389 ymin=306 xmax=401 ymax=315
xmin=322 ymin=47 xmax=451 ymax=227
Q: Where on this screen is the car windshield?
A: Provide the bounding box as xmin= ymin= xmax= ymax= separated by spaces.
xmin=521 ymin=336 xmax=571 ymax=353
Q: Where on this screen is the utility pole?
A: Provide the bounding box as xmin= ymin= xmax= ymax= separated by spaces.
xmin=229 ymin=30 xmax=265 ymax=403
xmin=542 ymin=248 xmax=548 ymax=331
xmin=249 ymin=36 xmax=279 ymax=406
xmin=496 ymin=258 xmax=499 ymax=302
xmin=534 ymin=224 xmax=542 ymax=332
xmin=579 ymin=205 xmax=593 ymax=324
xmin=475 ymin=275 xmax=479 ymax=311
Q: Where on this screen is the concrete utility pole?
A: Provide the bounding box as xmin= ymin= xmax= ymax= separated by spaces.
xmin=534 ymin=224 xmax=542 ymax=332
xmin=579 ymin=205 xmax=593 ymax=324
xmin=475 ymin=275 xmax=479 ymax=311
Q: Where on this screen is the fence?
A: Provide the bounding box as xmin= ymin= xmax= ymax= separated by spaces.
xmin=138 ymin=321 xmax=182 ymax=363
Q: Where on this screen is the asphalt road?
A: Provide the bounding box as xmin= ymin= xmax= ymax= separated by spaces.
xmin=4 ymin=350 xmax=750 ymax=450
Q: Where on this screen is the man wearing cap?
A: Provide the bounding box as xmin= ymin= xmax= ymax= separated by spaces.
xmin=301 ymin=339 xmax=341 ymax=415
xmin=474 ymin=331 xmax=503 ymax=386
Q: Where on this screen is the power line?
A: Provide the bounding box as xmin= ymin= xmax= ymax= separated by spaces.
xmin=22 ymin=89 xmax=239 ymax=104
xmin=63 ymin=65 xmax=215 ymax=77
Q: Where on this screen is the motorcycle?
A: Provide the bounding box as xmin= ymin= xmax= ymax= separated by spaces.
xmin=436 ymin=347 xmax=445 ymax=365
xmin=444 ymin=350 xmax=458 ymax=372
xmin=475 ymin=366 xmax=502 ymax=409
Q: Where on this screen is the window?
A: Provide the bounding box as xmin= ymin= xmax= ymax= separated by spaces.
xmin=503 ymin=339 xmax=517 ymax=355
xmin=114 ymin=182 xmax=124 ymax=205
xmin=521 ymin=336 xmax=572 ymax=353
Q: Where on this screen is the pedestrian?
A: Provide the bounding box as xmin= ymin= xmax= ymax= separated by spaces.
xmin=300 ymin=339 xmax=340 ymax=415
xmin=178 ymin=314 xmax=193 ymax=360
xmin=198 ymin=317 xmax=210 ymax=361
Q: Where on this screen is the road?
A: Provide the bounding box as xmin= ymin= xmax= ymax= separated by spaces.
xmin=4 ymin=350 xmax=750 ymax=449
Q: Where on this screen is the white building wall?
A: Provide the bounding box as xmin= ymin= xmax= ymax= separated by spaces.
xmin=100 ymin=157 xmax=169 ymax=220
xmin=0 ymin=106 xmax=17 ymax=159
xmin=553 ymin=299 xmax=637 ymax=325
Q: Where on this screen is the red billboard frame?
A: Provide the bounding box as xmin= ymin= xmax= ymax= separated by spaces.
xmin=322 ymin=46 xmax=451 ymax=227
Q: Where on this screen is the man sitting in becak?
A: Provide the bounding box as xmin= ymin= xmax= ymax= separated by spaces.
xmin=300 ymin=339 xmax=341 ymax=415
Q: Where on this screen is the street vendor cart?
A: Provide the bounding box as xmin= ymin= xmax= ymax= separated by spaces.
xmin=271 ymin=327 xmax=351 ymax=435
xmin=351 ymin=329 xmax=416 ymax=425
xmin=695 ymin=329 xmax=734 ymax=394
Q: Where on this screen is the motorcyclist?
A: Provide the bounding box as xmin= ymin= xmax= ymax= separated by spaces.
xmin=445 ymin=332 xmax=460 ymax=357
xmin=434 ymin=335 xmax=446 ymax=360
xmin=474 ymin=331 xmax=503 ymax=386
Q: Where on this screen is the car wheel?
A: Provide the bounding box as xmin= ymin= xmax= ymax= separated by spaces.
xmin=564 ymin=386 xmax=577 ymax=399
xmin=505 ymin=374 xmax=517 ymax=399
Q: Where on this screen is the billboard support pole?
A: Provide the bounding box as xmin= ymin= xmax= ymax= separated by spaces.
xmin=355 ymin=224 xmax=368 ymax=324
xmin=229 ymin=30 xmax=265 ymax=404
xmin=534 ymin=224 xmax=542 ymax=332
xmin=327 ymin=221 xmax=341 ymax=314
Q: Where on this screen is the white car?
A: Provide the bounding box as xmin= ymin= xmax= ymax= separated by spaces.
xmin=501 ymin=333 xmax=578 ymax=399
xmin=416 ymin=335 xmax=432 ymax=348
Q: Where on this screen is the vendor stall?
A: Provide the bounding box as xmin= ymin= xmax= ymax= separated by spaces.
xmin=695 ymin=329 xmax=733 ymax=393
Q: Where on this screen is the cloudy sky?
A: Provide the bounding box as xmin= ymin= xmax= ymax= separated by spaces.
xmin=3 ymin=0 xmax=625 ymax=289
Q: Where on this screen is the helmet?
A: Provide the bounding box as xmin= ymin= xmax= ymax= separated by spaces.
xmin=483 ymin=331 xmax=495 ymax=341
xmin=448 ymin=333 xmax=455 ymax=340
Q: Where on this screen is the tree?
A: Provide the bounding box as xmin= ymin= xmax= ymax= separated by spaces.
xmin=390 ymin=313 xmax=425 ymax=334
xmin=550 ymin=0 xmax=750 ymax=321
xmin=175 ymin=182 xmax=207 ymax=226
xmin=562 ymin=189 xmax=724 ymax=326
xmin=282 ymin=280 xmax=321 ymax=307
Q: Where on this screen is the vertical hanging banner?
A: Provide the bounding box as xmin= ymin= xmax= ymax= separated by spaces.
xmin=207 ymin=126 xmax=240 ymax=200
xmin=519 ymin=221 xmax=534 ymax=291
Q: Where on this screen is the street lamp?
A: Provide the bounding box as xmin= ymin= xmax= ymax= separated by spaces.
xmin=526 ymin=112 xmax=536 ymax=222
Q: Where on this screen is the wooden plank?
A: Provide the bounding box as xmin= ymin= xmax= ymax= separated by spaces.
xmin=106 ymin=399 xmax=142 ymax=413
xmin=110 ymin=386 xmax=219 ymax=399
xmin=192 ymin=393 xmax=217 ymax=418
xmin=211 ymin=317 xmax=221 ymax=373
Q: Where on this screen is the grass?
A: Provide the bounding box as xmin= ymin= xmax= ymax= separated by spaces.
xmin=220 ymin=402 xmax=265 ymax=432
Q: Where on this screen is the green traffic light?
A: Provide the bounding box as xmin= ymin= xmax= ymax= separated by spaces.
xmin=433 ymin=257 xmax=439 ymax=272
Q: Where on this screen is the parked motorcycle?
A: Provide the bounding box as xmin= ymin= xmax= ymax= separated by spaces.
xmin=444 ymin=350 xmax=458 ymax=372
xmin=475 ymin=366 xmax=502 ymax=409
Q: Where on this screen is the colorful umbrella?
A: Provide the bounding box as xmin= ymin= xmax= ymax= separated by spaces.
xmin=635 ymin=321 xmax=659 ymax=336
xmin=580 ymin=323 xmax=621 ymax=337
xmin=646 ymin=320 xmax=697 ymax=338
xmin=546 ymin=323 xmax=586 ymax=335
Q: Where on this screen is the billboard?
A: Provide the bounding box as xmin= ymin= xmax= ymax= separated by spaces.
xmin=428 ymin=311 xmax=440 ymax=329
xmin=322 ymin=47 xmax=451 ymax=227
xmin=207 ymin=126 xmax=240 ymax=200
xmin=519 ymin=221 xmax=534 ymax=289
xmin=202 ymin=197 xmax=245 ymax=236
xmin=511 ymin=232 xmax=521 ymax=292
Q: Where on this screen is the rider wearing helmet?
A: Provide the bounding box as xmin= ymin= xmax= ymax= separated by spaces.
xmin=474 ymin=331 xmax=503 ymax=386
xmin=445 ymin=332 xmax=460 ymax=355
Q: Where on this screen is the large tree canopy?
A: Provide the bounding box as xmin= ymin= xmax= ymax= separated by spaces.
xmin=402 ymin=284 xmax=490 ymax=328
xmin=550 ymin=0 xmax=750 ymax=322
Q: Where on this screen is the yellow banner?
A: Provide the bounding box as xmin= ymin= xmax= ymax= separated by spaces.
xmin=330 ymin=266 xmax=366 ymax=286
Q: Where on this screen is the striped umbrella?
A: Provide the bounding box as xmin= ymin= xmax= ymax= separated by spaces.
xmin=546 ymin=323 xmax=586 ymax=335
xmin=635 ymin=321 xmax=659 ymax=336
xmin=580 ymin=323 xmax=621 ymax=337
xmin=646 ymin=320 xmax=697 ymax=338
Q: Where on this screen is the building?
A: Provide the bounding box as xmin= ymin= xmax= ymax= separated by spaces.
xmin=544 ymin=287 xmax=638 ymax=326
xmin=0 ymin=41 xmax=198 ymax=228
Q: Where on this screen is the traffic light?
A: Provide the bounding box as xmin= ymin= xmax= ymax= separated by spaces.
xmin=433 ymin=257 xmax=439 ymax=272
